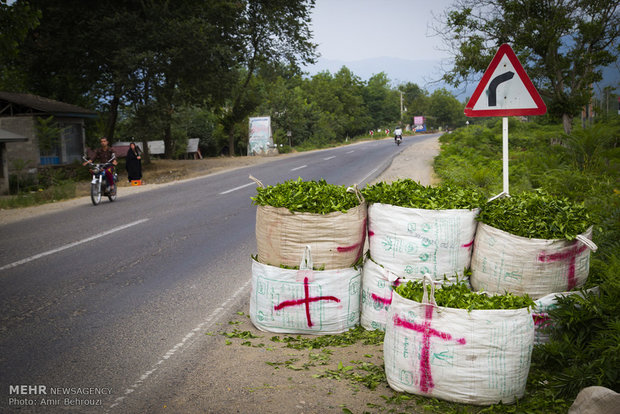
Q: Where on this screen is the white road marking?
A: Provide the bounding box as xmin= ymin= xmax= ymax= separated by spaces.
xmin=346 ymin=150 xmax=355 ymax=154
xmin=323 ymin=156 xmax=336 ymax=161
xmin=0 ymin=219 xmax=150 ymax=272
xmin=359 ymin=167 xmax=379 ymax=184
xmin=291 ymin=165 xmax=307 ymax=171
xmin=219 ymin=182 xmax=255 ymax=195
xmin=109 ymin=278 xmax=252 ymax=410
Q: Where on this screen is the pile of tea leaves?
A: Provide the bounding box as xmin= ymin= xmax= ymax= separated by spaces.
xmin=251 ymin=177 xmax=360 ymax=214
xmin=477 ymin=190 xmax=592 ymax=240
xmin=394 ymin=280 xmax=535 ymax=310
xmin=362 ymin=179 xmax=485 ymax=210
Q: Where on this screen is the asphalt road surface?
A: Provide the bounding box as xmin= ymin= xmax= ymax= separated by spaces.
xmin=0 ymin=134 xmax=439 ymax=413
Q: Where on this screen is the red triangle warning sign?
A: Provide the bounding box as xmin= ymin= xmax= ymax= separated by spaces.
xmin=464 ymin=44 xmax=546 ymax=117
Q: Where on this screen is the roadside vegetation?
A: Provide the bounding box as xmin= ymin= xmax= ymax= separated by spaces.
xmin=434 ymin=118 xmax=620 ymax=404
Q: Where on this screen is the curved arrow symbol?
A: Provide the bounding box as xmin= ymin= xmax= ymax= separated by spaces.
xmin=488 ymin=71 xmax=515 ymax=106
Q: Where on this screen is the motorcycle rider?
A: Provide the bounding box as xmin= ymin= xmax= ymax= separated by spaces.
xmin=83 ymin=137 xmax=118 ymax=192
xmin=394 ymin=127 xmax=403 ymax=143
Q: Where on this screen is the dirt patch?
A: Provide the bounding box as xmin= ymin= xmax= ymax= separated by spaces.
xmin=158 ymin=311 xmax=430 ymax=414
xmin=137 ymin=155 xmax=281 ymax=185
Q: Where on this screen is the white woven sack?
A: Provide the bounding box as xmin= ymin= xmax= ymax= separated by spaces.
xmin=368 ymin=203 xmax=479 ymax=281
xmin=384 ymin=277 xmax=535 ymax=405
xmin=250 ymin=246 xmax=361 ymax=335
xmin=470 ymin=223 xmax=597 ymax=299
xmin=360 ymin=257 xmax=402 ymax=331
xmin=255 ymin=202 xmax=367 ymax=270
xmin=360 ymin=258 xmax=447 ymax=332
xmin=532 ymin=287 xmax=600 ymax=344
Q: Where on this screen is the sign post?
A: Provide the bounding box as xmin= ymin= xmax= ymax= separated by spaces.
xmin=464 ymin=44 xmax=546 ymax=199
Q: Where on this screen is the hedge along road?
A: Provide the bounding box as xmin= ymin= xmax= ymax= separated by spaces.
xmin=0 ymin=133 xmax=440 ymax=413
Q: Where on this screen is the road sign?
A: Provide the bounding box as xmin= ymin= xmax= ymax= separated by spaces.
xmin=464 ymin=44 xmax=546 ymax=117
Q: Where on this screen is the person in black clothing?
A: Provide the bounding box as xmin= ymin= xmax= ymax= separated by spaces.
xmin=125 ymin=142 xmax=142 ymax=182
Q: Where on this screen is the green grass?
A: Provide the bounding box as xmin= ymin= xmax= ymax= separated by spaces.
xmin=0 ymin=180 xmax=78 ymax=209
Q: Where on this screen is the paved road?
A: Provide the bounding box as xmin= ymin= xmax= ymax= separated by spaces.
xmin=0 ymin=134 xmax=439 ymax=413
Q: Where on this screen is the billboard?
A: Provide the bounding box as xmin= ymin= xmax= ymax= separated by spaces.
xmin=414 ymin=116 xmax=426 ymax=132
xmin=248 ymin=116 xmax=273 ymax=155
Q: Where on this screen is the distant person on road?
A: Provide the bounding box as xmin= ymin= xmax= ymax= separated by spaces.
xmin=394 ymin=127 xmax=403 ymax=142
xmin=125 ymin=142 xmax=142 ymax=182
xmin=84 ymin=136 xmax=117 ymax=191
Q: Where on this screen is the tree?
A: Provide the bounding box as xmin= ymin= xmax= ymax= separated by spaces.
xmin=8 ymin=0 xmax=100 ymax=107
xmin=35 ymin=115 xmax=63 ymax=156
xmin=0 ymin=0 xmax=40 ymax=89
xmin=427 ymin=88 xmax=465 ymax=130
xmin=254 ymin=66 xmax=312 ymax=147
xmin=399 ymin=82 xmax=429 ymax=124
xmin=9 ymin=0 xmax=242 ymax=156
xmin=364 ymin=72 xmax=400 ymax=128
xmin=332 ymin=67 xmax=371 ymax=137
xmin=222 ymin=0 xmax=317 ymax=156
xmin=300 ymin=67 xmax=370 ymax=141
xmin=124 ymin=0 xmax=242 ymax=158
xmin=435 ymin=0 xmax=620 ymax=133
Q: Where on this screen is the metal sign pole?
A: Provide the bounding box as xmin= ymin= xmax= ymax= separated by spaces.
xmin=503 ymin=116 xmax=509 ymax=195
xmin=463 ymin=44 xmax=546 ymax=201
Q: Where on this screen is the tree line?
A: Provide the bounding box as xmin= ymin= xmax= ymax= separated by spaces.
xmin=0 ymin=0 xmax=463 ymax=159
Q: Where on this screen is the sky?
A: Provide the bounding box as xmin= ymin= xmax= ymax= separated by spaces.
xmin=309 ymin=0 xmax=456 ymax=62
xmin=304 ymin=0 xmax=463 ymax=92
xmin=307 ymin=0 xmax=619 ymax=96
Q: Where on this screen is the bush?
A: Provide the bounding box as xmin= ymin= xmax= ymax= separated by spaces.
xmin=434 ymin=119 xmax=620 ymax=401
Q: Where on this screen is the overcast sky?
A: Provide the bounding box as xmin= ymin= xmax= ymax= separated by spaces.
xmin=310 ymin=0 xmax=456 ymax=62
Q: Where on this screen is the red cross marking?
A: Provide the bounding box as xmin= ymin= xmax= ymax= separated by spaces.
xmin=461 ymin=239 xmax=474 ymax=249
xmin=532 ymin=313 xmax=551 ymax=328
xmin=394 ymin=304 xmax=466 ymax=393
xmin=337 ymin=218 xmax=368 ymax=260
xmin=273 ymin=277 xmax=340 ymax=327
xmin=371 ymin=279 xmax=401 ymax=306
xmin=538 ymin=243 xmax=588 ymax=290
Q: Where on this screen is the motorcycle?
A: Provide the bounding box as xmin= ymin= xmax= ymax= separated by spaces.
xmin=395 ymin=134 xmax=402 ymax=146
xmin=83 ymin=154 xmax=117 ymax=205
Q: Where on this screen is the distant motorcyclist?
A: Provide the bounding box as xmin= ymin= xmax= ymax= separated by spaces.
xmin=394 ymin=127 xmax=403 ymax=142
xmin=83 ymin=137 xmax=118 ymax=191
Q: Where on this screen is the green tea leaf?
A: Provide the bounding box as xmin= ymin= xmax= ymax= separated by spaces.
xmin=478 ymin=189 xmax=591 ymax=240
xmin=362 ymin=179 xmax=485 ymax=210
xmin=251 ymin=177 xmax=360 ymax=214
xmin=394 ymin=280 xmax=535 ymax=310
